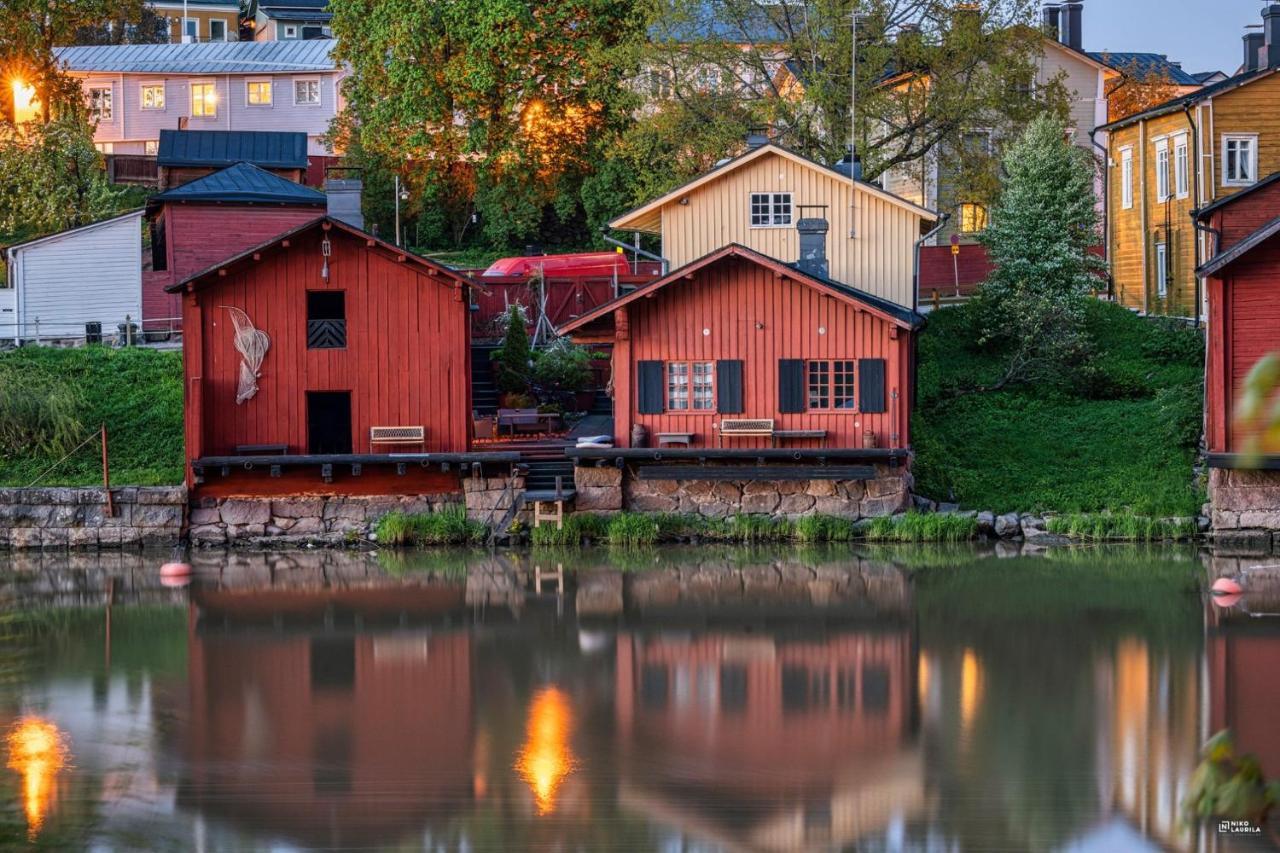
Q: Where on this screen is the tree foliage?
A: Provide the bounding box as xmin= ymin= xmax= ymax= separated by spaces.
xmin=74 ymin=6 xmax=171 ymax=46
xmin=1102 ymin=56 xmax=1181 ymax=123
xmin=493 ymin=304 xmax=534 ymax=395
xmin=972 ymin=114 xmax=1103 ymax=390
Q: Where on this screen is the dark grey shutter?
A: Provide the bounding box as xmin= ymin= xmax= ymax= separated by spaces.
xmin=859 ymin=358 xmax=886 ymax=413
xmin=717 ymin=360 xmax=743 ymax=414
xmin=778 ymin=359 xmax=805 ymax=413
xmin=637 ymin=361 xmax=664 ymax=414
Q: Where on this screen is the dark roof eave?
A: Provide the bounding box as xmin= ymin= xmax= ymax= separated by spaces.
xmin=1194 ymin=170 xmax=1280 ymax=220
xmin=1196 ymin=215 xmax=1280 ymax=277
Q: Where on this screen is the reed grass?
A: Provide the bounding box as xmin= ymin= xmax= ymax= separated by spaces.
xmin=374 ymin=505 xmax=487 ymax=546
xmin=864 ymin=511 xmax=978 ymax=543
xmin=1045 ymin=512 xmax=1196 ymax=542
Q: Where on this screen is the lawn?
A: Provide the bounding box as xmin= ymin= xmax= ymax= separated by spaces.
xmin=0 ymin=346 xmax=184 ymax=487
xmin=912 ymin=299 xmax=1204 ymax=516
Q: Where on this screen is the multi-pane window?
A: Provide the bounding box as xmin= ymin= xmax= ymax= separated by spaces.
xmin=88 ymin=87 xmax=113 ymax=121
xmin=666 ymin=361 xmax=714 ymax=411
xmin=750 ymin=192 xmax=792 ymax=227
xmin=1174 ymin=136 xmax=1189 ymax=198
xmin=247 ymin=80 xmax=272 ymax=106
xmin=1155 ymin=140 xmax=1170 ymax=201
xmin=1224 ymin=135 xmax=1256 ymax=185
xmin=959 ymin=202 xmax=988 ymax=233
xmin=294 ymin=78 xmax=321 ymax=106
xmin=1121 ymin=148 xmax=1134 ymax=210
xmin=209 ymin=19 xmax=227 ymax=41
xmin=191 ymin=81 xmax=217 ymax=117
xmin=808 ymin=360 xmax=855 ymax=410
xmin=140 ymin=84 xmax=165 ymax=110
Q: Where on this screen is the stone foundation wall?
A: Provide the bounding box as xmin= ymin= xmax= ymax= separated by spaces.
xmin=575 ymin=463 xmax=911 ymax=519
xmin=1210 ymin=468 xmax=1280 ymax=550
xmin=0 ymin=486 xmax=186 ymax=550
xmin=463 ymin=473 xmax=525 ymax=523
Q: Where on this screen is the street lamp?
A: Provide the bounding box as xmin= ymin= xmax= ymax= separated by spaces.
xmin=393 ymin=175 xmax=410 ymax=247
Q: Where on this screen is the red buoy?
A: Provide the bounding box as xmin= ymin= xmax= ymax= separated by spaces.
xmin=1211 ymin=577 xmax=1243 ymax=596
xmin=160 ymin=562 xmax=192 ymax=579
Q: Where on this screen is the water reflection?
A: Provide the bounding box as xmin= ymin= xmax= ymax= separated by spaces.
xmin=0 ymin=545 xmax=1275 ymax=851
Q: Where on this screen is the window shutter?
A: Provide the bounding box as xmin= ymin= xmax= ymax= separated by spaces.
xmin=859 ymin=358 xmax=886 ymax=413
xmin=778 ymin=359 xmax=805 ymax=413
xmin=717 ymin=360 xmax=743 ymax=414
xmin=637 ymin=361 xmax=664 ymax=414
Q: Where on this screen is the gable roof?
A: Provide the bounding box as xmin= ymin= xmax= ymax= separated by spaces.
xmin=1197 ymin=215 xmax=1280 ymax=278
xmin=558 ymin=243 xmax=924 ymax=336
xmin=153 ymin=162 xmax=327 ymax=205
xmin=5 ymin=209 xmax=143 ymax=257
xmin=158 ymin=129 xmax=308 ymax=170
xmin=53 ymin=40 xmax=336 ymax=75
xmin=1087 ymin=51 xmax=1202 ymax=86
xmin=166 ymin=216 xmax=481 ymax=294
xmin=608 ymin=142 xmax=938 ymax=233
xmin=1100 ymin=67 xmax=1276 ymax=131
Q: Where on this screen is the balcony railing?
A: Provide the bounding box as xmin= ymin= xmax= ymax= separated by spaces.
xmin=307 ymin=318 xmax=346 ymax=349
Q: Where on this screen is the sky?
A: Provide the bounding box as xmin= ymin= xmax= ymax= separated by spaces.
xmin=1080 ymin=0 xmax=1264 ymax=74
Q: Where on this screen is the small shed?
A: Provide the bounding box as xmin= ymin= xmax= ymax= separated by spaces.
xmin=4 ymin=210 xmax=144 ymax=345
xmin=157 ymin=128 xmax=310 ymax=189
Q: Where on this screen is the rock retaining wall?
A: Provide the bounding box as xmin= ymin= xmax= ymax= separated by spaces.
xmin=1210 ymin=468 xmax=1280 ymax=549
xmin=0 ymin=486 xmax=186 ymax=549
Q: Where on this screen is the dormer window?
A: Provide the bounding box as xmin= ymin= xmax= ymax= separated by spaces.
xmin=750 ymin=192 xmax=792 ymax=227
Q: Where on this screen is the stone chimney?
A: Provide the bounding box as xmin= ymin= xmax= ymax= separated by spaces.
xmin=1265 ymin=4 xmax=1280 ymax=68
xmin=1244 ymin=31 xmax=1265 ymax=72
xmin=1042 ymin=3 xmax=1061 ymax=41
xmin=796 ymin=213 xmax=829 ymax=279
xmin=325 ymin=172 xmax=364 ymax=231
xmin=745 ymin=129 xmax=769 ymax=150
xmin=1059 ymin=1 xmax=1083 ymax=51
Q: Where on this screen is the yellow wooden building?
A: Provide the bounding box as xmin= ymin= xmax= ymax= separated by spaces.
xmin=150 ymin=1 xmax=241 ymax=42
xmin=608 ymin=142 xmax=939 ymax=310
xmin=1102 ymin=50 xmax=1280 ymax=319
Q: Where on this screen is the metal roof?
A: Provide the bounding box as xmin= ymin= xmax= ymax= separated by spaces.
xmin=1087 ymin=51 xmax=1202 ymax=86
xmin=53 ymin=40 xmax=337 ymax=75
xmin=158 ymin=129 xmax=309 ymax=169
xmin=153 ymin=162 xmax=327 ymax=205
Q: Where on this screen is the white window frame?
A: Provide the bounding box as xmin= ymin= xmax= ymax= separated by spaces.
xmin=293 ymin=77 xmax=322 ymax=107
xmin=246 ymin=79 xmax=273 ymax=107
xmin=190 ymin=80 xmax=217 ymax=118
xmin=749 ymin=191 xmax=792 ymax=228
xmin=144 ymin=139 xmax=158 ymax=156
xmin=1155 ymin=242 xmax=1168 ymax=297
xmin=1120 ymin=147 xmax=1134 ymax=210
xmin=87 ymin=86 xmax=113 ymax=121
xmin=1174 ymin=134 xmax=1189 ymax=199
xmin=94 ymin=142 xmax=114 ymax=155
xmin=1223 ymin=134 xmax=1258 ymax=186
xmin=184 ymin=17 xmax=198 ymax=40
xmin=140 ymin=82 xmax=165 ymax=111
xmin=1155 ymin=138 xmax=1170 ymax=202
xmin=283 ymin=24 xmax=298 ymax=38
xmin=209 ymin=19 xmax=227 ymax=41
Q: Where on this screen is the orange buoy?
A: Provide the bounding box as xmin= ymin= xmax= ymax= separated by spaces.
xmin=1211 ymin=576 xmax=1243 ymax=596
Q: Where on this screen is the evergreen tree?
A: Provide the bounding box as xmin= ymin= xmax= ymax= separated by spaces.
xmin=493 ymin=305 xmax=533 ymax=396
xmin=975 ymin=114 xmax=1103 ymax=390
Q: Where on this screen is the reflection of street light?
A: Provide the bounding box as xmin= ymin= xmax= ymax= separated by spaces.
xmin=394 ymin=175 xmax=410 ymax=247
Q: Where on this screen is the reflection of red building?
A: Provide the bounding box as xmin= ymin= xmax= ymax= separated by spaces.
xmin=172 ymin=590 xmax=474 ymax=849
xmin=1209 ymin=620 xmax=1280 ymax=780
xmin=615 ymin=630 xmax=922 ymax=850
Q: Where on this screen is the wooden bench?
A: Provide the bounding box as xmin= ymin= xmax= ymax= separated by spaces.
xmin=235 ymin=443 xmax=288 ymax=455
xmin=775 ymin=429 xmax=827 ymax=448
xmin=497 ymin=408 xmax=560 ymax=435
xmin=715 ymin=418 xmax=774 ymax=447
xmin=370 ymin=425 xmax=425 ymax=450
xmin=656 ymin=432 xmax=694 ymax=447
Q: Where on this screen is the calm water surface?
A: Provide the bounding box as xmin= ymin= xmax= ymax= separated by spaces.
xmin=0 ymin=545 xmax=1277 ymax=852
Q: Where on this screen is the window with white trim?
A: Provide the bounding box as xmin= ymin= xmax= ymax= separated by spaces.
xmin=191 ymin=81 xmax=217 ymax=117
xmin=88 ymin=86 xmax=113 ymax=121
xmin=1155 ymin=139 xmax=1170 ymax=202
xmin=144 ymin=139 xmax=158 ymax=155
xmin=140 ymin=83 xmax=165 ymax=110
xmin=749 ymin=192 xmax=792 ymax=227
xmin=1174 ymin=136 xmax=1189 ymax=199
xmin=209 ymin=19 xmax=227 ymax=41
xmin=284 ymin=24 xmax=298 ymax=38
xmin=666 ymin=361 xmax=714 ymax=411
xmin=246 ymin=80 xmax=272 ymax=106
xmin=294 ymin=78 xmax=321 ymax=106
xmin=1120 ymin=148 xmax=1133 ymax=210
xmin=1224 ymin=134 xmax=1257 ymax=185
xmin=1155 ymin=242 xmax=1168 ymax=297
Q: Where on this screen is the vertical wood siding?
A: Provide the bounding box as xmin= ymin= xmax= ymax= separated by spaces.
xmin=659 ymin=152 xmax=925 ymax=308
xmin=617 ymin=257 xmax=908 ymax=449
xmin=185 ymin=227 xmax=471 ymax=461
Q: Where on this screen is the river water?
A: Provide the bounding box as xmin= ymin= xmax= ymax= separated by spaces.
xmin=0 ymin=545 xmax=1276 ymax=852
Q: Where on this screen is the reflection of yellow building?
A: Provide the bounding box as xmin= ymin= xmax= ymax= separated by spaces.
xmin=6 ymin=717 xmax=68 ymax=839
xmin=516 ymin=687 xmax=578 ymax=816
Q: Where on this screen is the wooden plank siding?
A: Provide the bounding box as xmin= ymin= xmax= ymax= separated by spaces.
xmin=182 ymin=225 xmax=472 ymax=486
xmin=615 ymin=256 xmax=909 ymax=450
xmin=656 ymin=151 xmax=926 ymax=308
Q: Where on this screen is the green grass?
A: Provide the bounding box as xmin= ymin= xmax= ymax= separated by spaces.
xmin=913 ymin=300 xmax=1204 ymax=516
xmin=374 ymin=505 xmax=487 ymax=546
xmin=530 ymin=513 xmax=611 ymax=547
xmin=0 ymin=346 xmax=183 ymax=486
xmin=864 ymin=511 xmax=978 ymax=543
xmin=1045 ymin=512 xmax=1197 ymax=541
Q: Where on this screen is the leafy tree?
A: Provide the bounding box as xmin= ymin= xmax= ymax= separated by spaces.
xmin=74 ymin=6 xmax=171 ymax=45
xmin=329 ymin=0 xmax=644 ymax=249
xmin=1101 ymin=56 xmax=1181 ymax=123
xmin=971 ymin=114 xmax=1103 ymax=391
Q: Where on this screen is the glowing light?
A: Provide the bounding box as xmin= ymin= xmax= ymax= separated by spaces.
xmin=6 ymin=717 xmax=69 ymax=839
xmin=515 ymin=687 xmax=577 ymax=815
xmin=917 ymin=654 xmax=930 ymax=708
xmin=11 ymin=79 xmax=38 ymax=124
xmin=959 ymin=649 xmax=983 ymax=731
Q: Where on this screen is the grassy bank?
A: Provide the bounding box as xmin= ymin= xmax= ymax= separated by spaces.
xmin=374 ymin=506 xmax=487 ymax=546
xmin=0 ymin=346 xmax=183 ymax=487
xmin=913 ymin=300 xmax=1203 ymax=516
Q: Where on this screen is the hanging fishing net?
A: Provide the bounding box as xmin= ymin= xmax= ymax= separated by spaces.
xmin=222 ymin=306 xmax=270 ymax=404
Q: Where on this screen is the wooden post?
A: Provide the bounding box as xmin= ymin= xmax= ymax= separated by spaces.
xmin=101 ymin=424 xmax=113 ymax=517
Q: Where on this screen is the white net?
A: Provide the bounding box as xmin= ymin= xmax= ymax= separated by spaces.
xmin=222 ymin=306 xmax=270 ymax=404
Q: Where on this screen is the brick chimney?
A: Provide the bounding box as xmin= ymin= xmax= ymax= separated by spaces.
xmin=1042 ymin=3 xmax=1061 ymax=41
xmin=796 ymin=212 xmax=829 ymax=279
xmin=1265 ymin=4 xmax=1280 ymax=68
xmin=325 ymin=174 xmax=364 ymax=231
xmin=1244 ymin=31 xmax=1265 ymax=72
xmin=1059 ymin=1 xmax=1083 ymax=51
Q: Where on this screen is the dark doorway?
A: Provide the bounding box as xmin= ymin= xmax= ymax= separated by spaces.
xmin=306 ymin=391 xmax=352 ymax=454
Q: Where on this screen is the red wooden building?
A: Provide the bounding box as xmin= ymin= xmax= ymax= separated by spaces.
xmin=145 ymin=162 xmax=327 ymax=333
xmin=170 ymin=215 xmax=505 ymax=496
xmin=559 ymin=242 xmax=923 ymax=457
